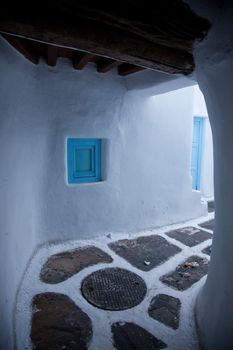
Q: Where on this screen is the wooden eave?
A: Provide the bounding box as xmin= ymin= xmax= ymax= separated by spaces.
xmin=0 ymin=1 xmax=211 ymax=76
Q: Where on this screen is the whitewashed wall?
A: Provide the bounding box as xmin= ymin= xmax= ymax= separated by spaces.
xmin=0 ymin=37 xmax=206 ymax=348
xmin=186 ymin=1 xmax=233 ymax=348
xmin=193 ymin=85 xmax=214 ymax=198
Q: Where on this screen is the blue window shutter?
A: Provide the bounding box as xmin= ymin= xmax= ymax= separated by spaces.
xmin=67 ymin=138 xmax=101 ymax=183
xmin=191 ymin=117 xmax=204 ymax=190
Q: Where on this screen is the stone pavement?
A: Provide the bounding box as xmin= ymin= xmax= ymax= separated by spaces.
xmin=15 ymin=212 xmax=214 ymax=350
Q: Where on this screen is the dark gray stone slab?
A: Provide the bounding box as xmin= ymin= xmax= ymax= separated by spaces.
xmin=202 ymin=245 xmax=212 ymax=256
xmin=166 ymin=226 xmax=212 ymax=247
xmin=81 ymin=268 xmax=147 ymax=310
xmin=208 ymin=201 xmax=215 ymax=213
xmin=198 ymin=219 xmax=215 ymax=231
xmin=40 ymin=246 xmax=113 ymax=283
xmin=112 ymin=322 xmax=167 ymax=350
xmin=160 ymin=255 xmax=209 ymax=291
xmin=31 ymin=292 xmax=92 ymax=350
xmin=109 ymin=235 xmax=181 ymax=271
xmin=148 ymin=294 xmax=181 ymax=329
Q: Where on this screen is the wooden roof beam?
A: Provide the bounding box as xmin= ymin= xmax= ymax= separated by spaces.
xmin=72 ymin=52 xmax=94 ymax=70
xmin=97 ymin=58 xmax=120 ymax=73
xmin=118 ymin=63 xmax=145 ymax=76
xmin=2 ymin=33 xmax=39 ymax=64
xmin=0 ymin=19 xmax=195 ymax=75
xmin=46 ymin=45 xmax=58 ymax=66
xmin=0 ymin=1 xmax=211 ymax=75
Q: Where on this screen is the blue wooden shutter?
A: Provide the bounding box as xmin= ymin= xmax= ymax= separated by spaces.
xmin=191 ymin=117 xmax=204 ymax=190
xmin=67 ymin=138 xmax=101 ymax=183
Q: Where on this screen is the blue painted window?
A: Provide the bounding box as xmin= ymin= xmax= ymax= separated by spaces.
xmin=67 ymin=138 xmax=101 ymax=183
xmin=191 ymin=117 xmax=204 ymax=190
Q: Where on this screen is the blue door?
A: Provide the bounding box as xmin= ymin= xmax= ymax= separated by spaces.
xmin=191 ymin=117 xmax=204 ymax=190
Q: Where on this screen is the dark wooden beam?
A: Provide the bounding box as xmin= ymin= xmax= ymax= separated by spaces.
xmin=46 ymin=45 xmax=58 ymax=66
xmin=56 ymin=2 xmax=211 ymax=51
xmin=118 ymin=63 xmax=145 ymax=76
xmin=97 ymin=58 xmax=120 ymax=73
xmin=2 ymin=33 xmax=39 ymax=64
xmin=0 ymin=20 xmax=193 ymax=75
xmin=72 ymin=52 xmax=94 ymax=70
xmin=0 ymin=1 xmax=211 ymax=75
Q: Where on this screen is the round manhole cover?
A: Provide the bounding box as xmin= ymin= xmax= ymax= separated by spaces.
xmin=81 ymin=268 xmax=147 ymax=310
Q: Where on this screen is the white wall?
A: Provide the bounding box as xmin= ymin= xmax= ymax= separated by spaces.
xmin=193 ymin=85 xmax=208 ymax=116
xmin=0 ymin=39 xmax=43 ymax=350
xmin=0 ymin=36 xmax=206 ymax=348
xmin=192 ymin=85 xmax=214 ymax=199
xmin=125 ymin=68 xmax=196 ymax=95
xmin=121 ymin=87 xmax=206 ymax=229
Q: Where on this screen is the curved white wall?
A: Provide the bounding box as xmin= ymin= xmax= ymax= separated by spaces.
xmin=187 ymin=0 xmax=233 ymax=348
xmin=195 ymin=58 xmax=233 ymax=350
xmin=0 ymin=36 xmax=206 ymax=348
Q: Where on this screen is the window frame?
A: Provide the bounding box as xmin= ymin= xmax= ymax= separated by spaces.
xmin=67 ymin=138 xmax=101 ymax=184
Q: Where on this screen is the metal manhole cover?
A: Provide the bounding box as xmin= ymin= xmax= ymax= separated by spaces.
xmin=81 ymin=268 xmax=147 ymax=310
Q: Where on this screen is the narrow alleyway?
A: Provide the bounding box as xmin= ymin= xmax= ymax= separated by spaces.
xmin=15 ymin=209 xmax=214 ymax=350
